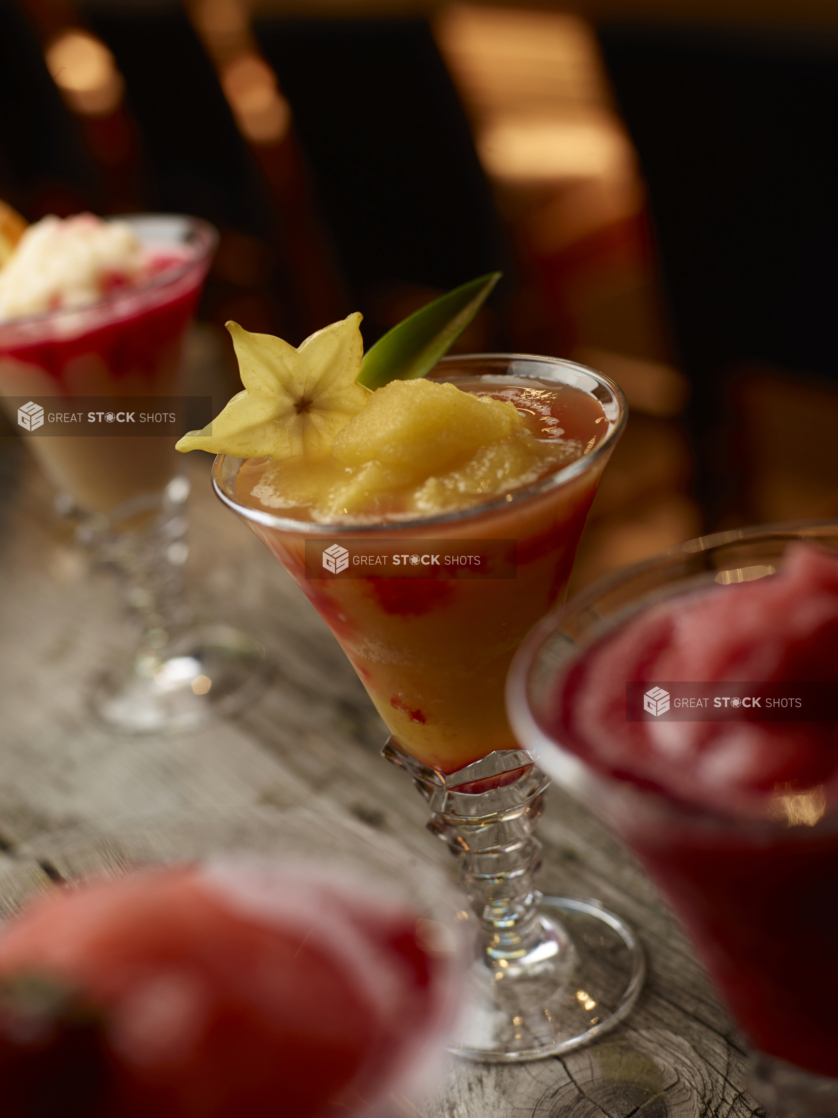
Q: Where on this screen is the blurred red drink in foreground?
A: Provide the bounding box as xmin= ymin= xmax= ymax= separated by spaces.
xmin=0 ymin=859 xmax=457 ymax=1118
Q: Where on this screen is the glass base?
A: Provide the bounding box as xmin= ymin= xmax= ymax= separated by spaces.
xmin=93 ymin=624 xmax=271 ymax=734
xmin=750 ymin=1054 xmax=838 ymax=1118
xmin=383 ymin=741 xmax=645 ymax=1063
xmin=453 ymin=896 xmax=643 ymax=1062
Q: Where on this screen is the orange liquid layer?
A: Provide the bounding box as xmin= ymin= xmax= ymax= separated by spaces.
xmin=239 ymin=376 xmax=610 ymax=773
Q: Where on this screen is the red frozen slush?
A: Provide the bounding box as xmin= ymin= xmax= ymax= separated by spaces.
xmin=550 ymin=544 xmax=838 ymax=1076
xmin=0 ymin=861 xmax=442 ymax=1118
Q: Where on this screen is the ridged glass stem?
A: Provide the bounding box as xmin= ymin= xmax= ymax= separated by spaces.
xmin=383 ymin=740 xmax=551 ymax=962
xmin=430 ymin=795 xmax=546 ymax=960
xmin=76 ymin=475 xmax=192 ymax=650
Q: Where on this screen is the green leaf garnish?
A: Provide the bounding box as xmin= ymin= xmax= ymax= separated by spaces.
xmin=357 ymin=271 xmax=501 ymax=391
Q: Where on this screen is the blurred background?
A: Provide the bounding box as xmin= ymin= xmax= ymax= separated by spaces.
xmin=1 ymin=0 xmax=837 ymax=587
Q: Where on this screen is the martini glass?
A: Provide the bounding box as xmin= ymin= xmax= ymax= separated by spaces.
xmin=0 ymin=214 xmax=267 ymax=732
xmin=211 ymin=353 xmax=645 ymax=1062
xmin=15 ymin=805 xmax=470 ymax=1117
xmin=507 ymin=521 xmax=838 ymax=1115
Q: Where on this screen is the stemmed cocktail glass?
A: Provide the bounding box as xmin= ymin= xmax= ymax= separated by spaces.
xmin=0 ymin=215 xmax=266 ymax=732
xmin=211 ymin=353 xmax=645 ymax=1061
xmin=508 ymin=521 xmax=838 ymax=1112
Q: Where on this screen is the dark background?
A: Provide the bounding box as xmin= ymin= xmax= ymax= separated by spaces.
xmin=2 ymin=0 xmax=837 ymax=581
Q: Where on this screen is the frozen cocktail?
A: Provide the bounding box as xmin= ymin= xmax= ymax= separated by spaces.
xmin=0 ymin=212 xmax=270 ymax=734
xmin=192 ymin=309 xmax=624 ymax=771
xmin=0 ymin=213 xmax=215 ymax=513
xmin=227 ymin=359 xmax=614 ymax=772
xmin=181 ymin=308 xmax=643 ymax=1061
xmin=509 ymin=525 xmax=838 ymax=1111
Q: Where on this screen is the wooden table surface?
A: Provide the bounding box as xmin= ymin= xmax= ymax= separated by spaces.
xmin=0 ymin=424 xmax=763 ymax=1118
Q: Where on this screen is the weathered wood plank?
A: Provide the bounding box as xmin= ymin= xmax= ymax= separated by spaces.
xmin=0 ymin=855 xmax=53 ymax=917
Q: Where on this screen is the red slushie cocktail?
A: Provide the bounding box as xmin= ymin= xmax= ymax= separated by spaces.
xmin=515 ymin=538 xmax=838 ymax=1078
xmin=0 ymin=856 xmax=459 ymax=1117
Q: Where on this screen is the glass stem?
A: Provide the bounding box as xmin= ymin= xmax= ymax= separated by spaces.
xmin=383 ymin=740 xmax=553 ymax=963
xmin=429 ymin=787 xmax=547 ymax=961
xmin=78 ymin=475 xmax=193 ymax=652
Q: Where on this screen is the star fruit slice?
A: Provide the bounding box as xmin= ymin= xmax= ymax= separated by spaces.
xmin=0 ymin=199 xmax=27 ymax=268
xmin=176 ymin=312 xmax=370 ymax=459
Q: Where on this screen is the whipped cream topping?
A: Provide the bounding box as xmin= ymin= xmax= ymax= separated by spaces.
xmin=0 ymin=213 xmax=144 ymax=322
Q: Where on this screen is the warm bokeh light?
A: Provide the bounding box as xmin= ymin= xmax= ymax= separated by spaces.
xmin=435 ymin=6 xmax=636 ymax=185
xmin=575 ymin=989 xmax=597 ymax=1011
xmin=436 ymin=5 xmax=608 ymax=116
xmin=46 ymin=30 xmax=124 ymax=117
xmin=771 ymin=784 xmax=827 ymax=828
xmin=221 ymin=52 xmax=290 ymax=144
xmin=715 ymin=565 xmax=776 ymax=585
xmin=573 ymin=346 xmax=690 ymax=418
xmin=478 ymin=115 xmax=634 ymax=183
xmin=193 ymin=0 xmax=248 ymax=50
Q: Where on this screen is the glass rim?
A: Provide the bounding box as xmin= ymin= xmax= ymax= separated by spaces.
xmin=210 ymin=352 xmax=627 ymax=537
xmin=525 ymin=516 xmax=838 ymax=640
xmin=0 ymin=213 xmax=218 ymax=336
xmin=506 ymin=516 xmax=838 ymax=822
